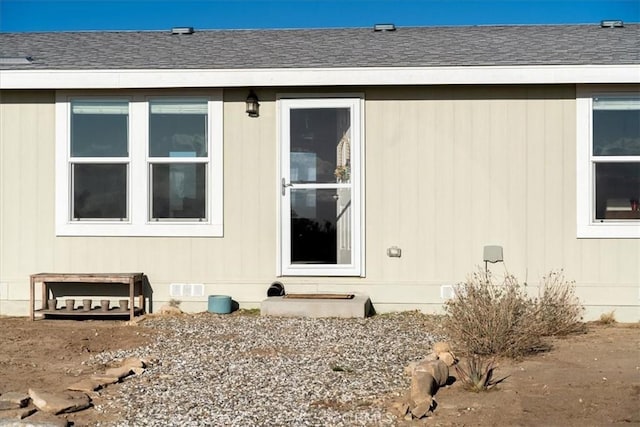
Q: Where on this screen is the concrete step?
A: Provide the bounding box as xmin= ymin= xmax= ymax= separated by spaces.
xmin=260 ymin=293 xmax=372 ymax=318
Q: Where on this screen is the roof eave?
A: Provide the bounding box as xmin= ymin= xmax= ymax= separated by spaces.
xmin=1 ymin=64 xmax=639 ymax=90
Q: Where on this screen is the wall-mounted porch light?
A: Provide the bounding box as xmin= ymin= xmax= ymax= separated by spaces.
xmin=246 ymin=90 xmax=260 ymax=117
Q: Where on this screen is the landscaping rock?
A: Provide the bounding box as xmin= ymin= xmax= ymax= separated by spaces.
xmin=104 ymin=366 xmax=133 ymax=380
xmin=410 ymin=399 xmax=432 ymax=419
xmin=0 ymin=408 xmax=37 ymax=423
xmin=0 ymin=419 xmax=64 ymax=427
xmin=404 ymin=353 xmax=437 ymax=376
xmin=0 ymin=412 xmax=68 ymax=426
xmin=66 ymin=379 xmax=102 ymax=393
xmin=140 ymin=356 xmax=160 ymax=367
xmin=85 ymin=311 xmax=444 ymax=425
xmin=158 ymin=305 xmax=182 ymax=315
xmin=432 ymin=342 xmax=452 ymax=354
xmin=0 ymin=393 xmax=29 ymax=410
xmin=121 ymin=357 xmax=146 ymax=369
xmin=415 ymin=359 xmax=449 ymax=386
xmin=405 ymin=342 xmax=457 ymax=377
xmin=390 ymin=400 xmax=410 ymax=417
xmin=89 ymin=376 xmax=119 ymax=387
xmin=411 ymin=370 xmax=438 ymax=402
xmin=125 ymin=315 xmax=147 ymax=326
xmin=403 ymin=351 xmax=454 ymax=419
xmin=27 ymin=389 xmax=90 ymax=415
xmin=432 ymin=342 xmax=458 ymax=367
xmin=410 ymin=371 xmax=437 ymax=418
xmin=438 ymin=351 xmax=457 ymax=367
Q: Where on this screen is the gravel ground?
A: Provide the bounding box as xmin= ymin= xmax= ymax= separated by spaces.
xmin=89 ymin=311 xmax=445 ymax=427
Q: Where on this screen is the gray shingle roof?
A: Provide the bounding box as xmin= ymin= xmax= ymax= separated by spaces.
xmin=1 ymin=24 xmax=638 ymax=70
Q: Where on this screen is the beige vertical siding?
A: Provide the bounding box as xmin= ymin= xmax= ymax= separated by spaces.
xmin=1 ymin=91 xmax=56 ymax=306
xmin=364 ymin=85 xmax=639 ymax=320
xmin=0 ymin=87 xmax=638 ymax=320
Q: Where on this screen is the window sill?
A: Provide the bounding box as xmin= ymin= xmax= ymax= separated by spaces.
xmin=577 ymin=222 xmax=640 ymax=239
xmin=55 ymin=222 xmax=223 ymax=237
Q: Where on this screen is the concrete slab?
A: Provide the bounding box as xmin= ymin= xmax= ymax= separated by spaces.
xmin=260 ymin=293 xmax=372 ymax=318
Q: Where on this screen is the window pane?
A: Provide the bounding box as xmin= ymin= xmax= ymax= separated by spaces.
xmin=73 ymin=164 xmax=127 ymax=219
xmin=149 ymin=100 xmax=208 ymax=158
xmin=593 ymin=97 xmax=640 ymax=156
xmin=290 ymin=108 xmax=351 ymax=183
xmin=71 ymin=100 xmax=128 ymax=157
xmin=151 ymin=163 xmax=206 ymax=219
xmin=595 ymin=162 xmax=640 ymax=220
xmin=290 ymin=188 xmax=352 ymax=265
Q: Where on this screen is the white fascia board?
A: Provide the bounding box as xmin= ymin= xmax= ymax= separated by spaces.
xmin=1 ymin=64 xmax=639 ymax=89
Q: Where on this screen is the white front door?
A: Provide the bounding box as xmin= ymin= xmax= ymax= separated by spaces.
xmin=279 ymin=97 xmax=363 ymax=276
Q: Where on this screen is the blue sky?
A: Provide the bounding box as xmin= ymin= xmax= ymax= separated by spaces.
xmin=1 ymin=0 xmax=638 ymax=32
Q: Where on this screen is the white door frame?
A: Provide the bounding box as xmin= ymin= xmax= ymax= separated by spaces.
xmin=277 ymin=95 xmax=365 ymax=277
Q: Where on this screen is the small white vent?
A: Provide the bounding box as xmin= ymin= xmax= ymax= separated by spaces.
xmin=170 ymin=283 xmax=204 ymax=297
xmin=171 ymin=27 xmax=194 ymax=35
xmin=0 ymin=56 xmax=33 ymax=65
xmin=373 ymin=23 xmax=396 ymax=32
xmin=600 ymin=20 xmax=623 ymax=28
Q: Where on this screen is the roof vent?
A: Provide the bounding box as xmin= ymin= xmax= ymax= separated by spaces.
xmin=0 ymin=56 xmax=33 ymax=65
xmin=171 ymin=27 xmax=194 ymax=35
xmin=373 ymin=23 xmax=396 ymax=32
xmin=600 ymin=20 xmax=623 ymax=28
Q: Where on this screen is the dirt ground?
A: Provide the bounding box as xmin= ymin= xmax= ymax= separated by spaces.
xmin=0 ymin=315 xmax=638 ymax=426
xmin=416 ymin=323 xmax=640 ymax=427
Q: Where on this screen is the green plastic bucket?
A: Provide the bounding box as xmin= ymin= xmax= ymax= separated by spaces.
xmin=208 ymin=295 xmax=232 ymax=314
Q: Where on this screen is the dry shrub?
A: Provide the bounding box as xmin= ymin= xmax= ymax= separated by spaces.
xmin=535 ymin=270 xmax=585 ymax=336
xmin=597 ymin=311 xmax=617 ymax=325
xmin=444 ymin=270 xmax=546 ymax=358
xmin=444 ymin=269 xmax=584 ymax=358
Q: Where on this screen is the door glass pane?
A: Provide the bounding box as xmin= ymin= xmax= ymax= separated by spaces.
xmin=593 ymin=97 xmax=640 ymax=156
xmin=290 ymin=188 xmax=352 ymax=265
xmin=151 ymin=163 xmax=206 ymax=220
xmin=149 ymin=100 xmax=208 ymax=158
xmin=71 ymin=100 xmax=128 ymax=157
xmin=595 ymin=162 xmax=640 ymax=220
xmin=72 ymin=164 xmax=127 ymax=219
xmin=290 ymin=108 xmax=350 ymax=183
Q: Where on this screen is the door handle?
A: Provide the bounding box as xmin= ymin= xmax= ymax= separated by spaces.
xmin=281 ymin=178 xmax=293 ymax=196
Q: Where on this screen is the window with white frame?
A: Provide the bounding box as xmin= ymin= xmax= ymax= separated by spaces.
xmin=56 ymin=92 xmax=223 ymax=236
xmin=70 ymin=100 xmax=129 ymax=220
xmin=577 ymin=88 xmax=640 ymax=238
xmin=148 ymin=99 xmax=208 ymax=221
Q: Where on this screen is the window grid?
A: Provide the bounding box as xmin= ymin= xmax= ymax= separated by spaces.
xmin=577 ymin=87 xmax=640 ymax=238
xmin=55 ymin=91 xmax=223 ymax=237
xmin=590 ymin=95 xmax=640 ymax=222
xmin=69 ymin=99 xmax=131 ymax=221
xmin=146 ymin=98 xmax=210 ymax=222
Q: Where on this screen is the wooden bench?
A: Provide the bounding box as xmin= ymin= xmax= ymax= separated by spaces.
xmin=30 ymin=273 xmax=145 ymax=321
